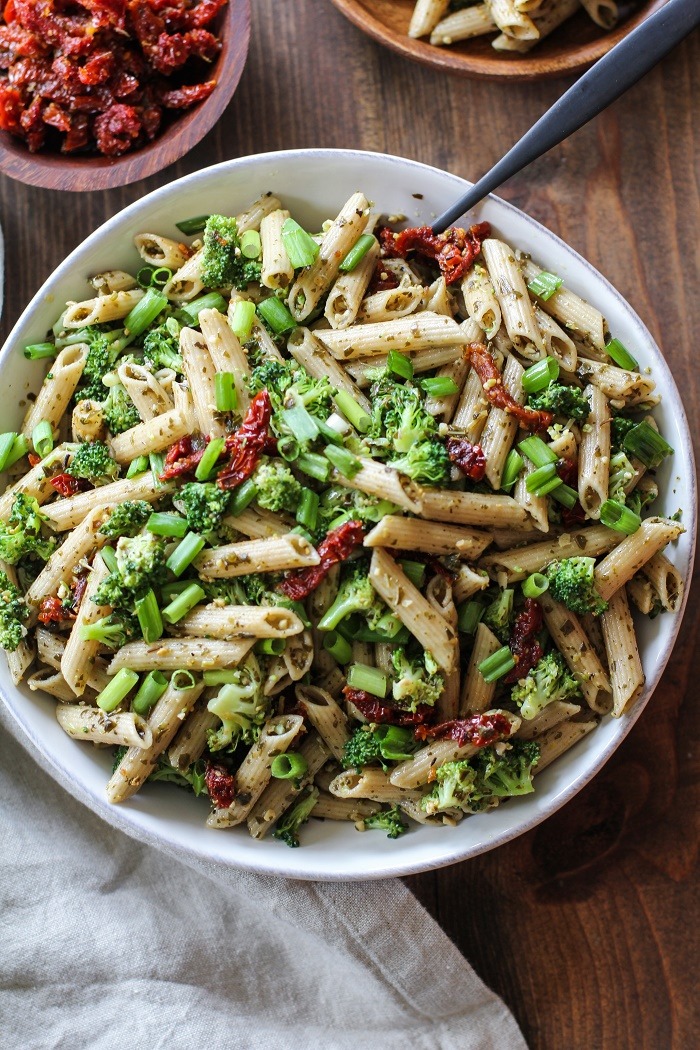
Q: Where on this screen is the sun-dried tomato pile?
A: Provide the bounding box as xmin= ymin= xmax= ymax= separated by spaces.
xmin=0 ymin=0 xmax=226 ymax=156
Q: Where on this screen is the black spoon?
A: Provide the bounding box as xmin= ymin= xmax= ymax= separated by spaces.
xmin=432 ymin=0 xmax=700 ymax=234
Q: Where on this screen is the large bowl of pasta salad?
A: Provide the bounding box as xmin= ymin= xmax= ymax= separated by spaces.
xmin=0 ymin=149 xmax=694 ymax=879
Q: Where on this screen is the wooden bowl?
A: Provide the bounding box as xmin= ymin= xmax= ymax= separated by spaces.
xmin=327 ymin=0 xmax=667 ymax=81
xmin=0 ymin=0 xmax=251 ymax=191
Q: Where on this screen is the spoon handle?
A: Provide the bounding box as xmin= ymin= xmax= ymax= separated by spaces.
xmin=432 ymin=0 xmax=700 ymax=233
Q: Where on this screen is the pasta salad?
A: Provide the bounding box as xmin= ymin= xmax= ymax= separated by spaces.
xmin=0 ymin=189 xmax=683 ymax=846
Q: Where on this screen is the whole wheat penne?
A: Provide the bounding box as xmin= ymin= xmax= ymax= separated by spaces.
xmin=311 ymin=795 xmax=381 ymax=822
xmin=168 ymin=700 xmax=218 ymax=770
xmin=482 ymin=239 xmax=544 ymax=357
xmin=409 ymin=0 xmax=450 ymax=36
xmin=108 ymin=638 xmax=254 ymax=673
xmin=480 ymin=355 xmax=524 ymax=489
xmin=117 ymin=361 xmax=173 ymax=421
xmin=247 ymin=732 xmax=330 ymax=839
xmin=534 ymin=304 xmax=577 ymax=370
xmin=594 ymin=518 xmax=684 ymax=602
xmin=487 ymin=0 xmax=540 ymax=37
xmin=337 ymin=458 xmax=424 ymax=514
xmin=577 ymin=385 xmax=610 ymax=518
xmin=329 ymin=768 xmax=424 ymax=803
xmin=287 ymin=327 xmax=371 ymax=412
xmin=36 ymin=626 xmax=111 ymax=694
xmin=357 ymin=277 xmax=424 ymax=325
xmin=260 ymin=209 xmax=294 ymax=290
xmin=492 ymin=0 xmax=580 ymax=51
xmin=22 ymin=346 xmax=88 ymax=438
xmin=198 ymin=308 xmax=251 ymax=415
xmin=461 ymin=262 xmax=502 ymax=338
xmin=451 ymin=368 xmax=490 ymax=440
xmin=346 ymin=345 xmax=463 ymax=387
xmin=420 ymin=488 xmax=529 ymax=528
xmin=26 ymin=504 xmax=114 ymax=609
xmin=62 ymin=289 xmax=144 ymax=328
xmin=134 ymin=232 xmax=189 ymax=271
xmin=179 ymin=327 xmax=225 ymax=438
xmin=515 ymin=459 xmax=549 ymax=533
xmin=45 ymin=474 xmax=172 ymax=531
xmin=223 ymin=505 xmax=291 ymax=539
xmin=626 ymin=576 xmax=655 ymax=615
xmin=424 ymin=354 xmax=471 ymax=422
xmin=452 ymin=564 xmax=490 ymax=603
xmin=282 ymin=629 xmax=314 ymax=681
xmin=315 ymin=311 xmax=466 ymax=360
xmin=195 ymin=533 xmax=319 ymax=579
xmin=599 ymin=588 xmax=644 ymax=717
xmin=71 ymin=399 xmax=106 ymax=443
xmin=61 ymin=553 xmax=111 ymax=696
xmin=109 ymin=407 xmax=191 ymax=464
xmin=520 ymin=257 xmax=607 ymax=353
xmin=576 ymin=358 xmax=658 ymax=406
xmin=163 ymin=248 xmax=204 ymax=302
xmin=27 ymin=668 xmax=78 ymax=702
xmin=460 ymin=622 xmax=501 ymax=715
xmin=516 ymin=700 xmax=582 ymax=740
xmin=57 ymin=705 xmax=153 ymax=749
xmin=236 ymin=192 xmax=283 ymax=234
xmin=640 ymin=551 xmax=684 ymax=612
xmin=580 ymin=0 xmax=617 ymax=28
xmin=325 ymin=239 xmax=381 ymax=329
xmin=426 ymin=575 xmax=460 ymax=721
xmin=363 ymin=515 xmax=491 ymax=558
xmin=430 ymin=4 xmax=496 ymax=44
xmin=90 ymin=270 xmax=138 ymax=294
xmin=480 ymin=523 xmax=618 ymax=582
xmin=422 ymin=276 xmax=454 ymax=317
xmin=534 ymin=718 xmax=598 ymax=773
xmin=539 ymin=592 xmax=612 ymax=712
xmin=176 ymin=605 xmax=303 ymax=639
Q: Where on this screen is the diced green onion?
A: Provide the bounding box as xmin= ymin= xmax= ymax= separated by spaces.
xmin=203 ymin=669 xmax=242 ymax=686
xmin=478 ymin=646 xmax=516 ymax=683
xmin=214 ymin=372 xmax=238 ymax=413
xmin=166 ymin=532 xmax=205 ymax=576
xmin=525 ymin=462 xmax=563 ymax=496
xmin=100 ymin=546 xmax=118 ymax=573
xmin=124 ymin=288 xmax=167 ymax=338
xmin=500 ymin=450 xmax=524 ymax=491
xmin=24 ymin=342 xmax=57 ymax=360
xmin=151 ymin=267 xmax=173 ymax=290
xmin=270 ymin=752 xmax=308 ymax=780
xmin=4 ymin=434 xmax=29 ymax=468
xmin=282 ymin=405 xmax=319 ymax=444
xmin=399 ymin=559 xmax=426 ymax=589
xmin=622 ymin=421 xmax=673 ymax=469
xmin=527 ymin=271 xmax=562 ymax=300
xmin=160 ymin=579 xmax=192 ymax=602
xmin=147 ymin=512 xmax=188 ymax=538
xmin=458 ymin=600 xmax=484 ymax=634
xmin=550 ymin=483 xmax=578 ymax=510
xmin=291 ymin=524 xmax=314 ymax=543
xmin=96 ymin=667 xmax=139 ymax=713
xmin=296 ymin=488 xmax=319 ymax=531
xmin=135 ymin=589 xmax=163 ymax=644
xmin=600 ymin=499 xmax=642 ymax=535
xmin=175 ymin=215 xmax=210 ymax=235
xmin=239 ymin=229 xmax=262 ymax=259
xmin=254 ymin=638 xmax=287 ymax=656
xmin=194 ymin=437 xmax=226 ymax=481
xmin=605 ymin=337 xmax=638 ymax=370
xmin=316 ymin=418 xmax=344 ymax=446
xmin=277 ymin=435 xmax=300 ymax=462
xmin=522 ymin=573 xmax=549 ymax=599
xmin=518 ymin=435 xmax=558 ymax=468
xmin=296 ymin=452 xmax=331 ymax=482
xmin=420 ymin=376 xmax=459 ymax=397
xmin=171 ymin=669 xmax=196 ymax=690
xmin=228 ymin=478 xmax=258 ymax=516
xmin=126 ymin=455 xmax=149 ymax=478
xmin=333 ymin=389 xmax=371 ymax=433
xmin=386 ymin=349 xmax=413 ymax=381
xmin=132 ymin=670 xmax=168 ymax=717
xmin=32 ymin=420 xmax=53 ymax=459
xmin=323 ymin=630 xmax=353 ymax=665
xmin=230 ymin=299 xmax=256 ymax=340
xmin=346 ymin=663 xmax=388 ymax=698
xmin=339 ymin=234 xmax=376 ymax=273
xmin=324 ymin=444 xmax=361 ymax=479
xmin=350 ymin=622 xmax=411 ymax=645
xmin=0 ymin=432 xmax=17 ymax=472
xmin=522 ymin=356 xmax=560 ymax=394
xmin=257 ymin=296 xmax=296 ymax=334
xmin=282 ymin=218 xmax=320 ymax=269
xmin=149 ymin=452 xmax=166 ymax=487
xmin=180 ymin=292 xmax=227 ymax=325
xmin=137 ymin=265 xmax=157 ymax=289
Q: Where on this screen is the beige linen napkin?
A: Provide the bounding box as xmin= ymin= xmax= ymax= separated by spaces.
xmin=0 ymin=711 xmax=527 ymax=1050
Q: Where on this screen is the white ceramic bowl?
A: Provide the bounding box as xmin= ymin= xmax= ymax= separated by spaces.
xmin=1 ymin=149 xmax=695 ymax=880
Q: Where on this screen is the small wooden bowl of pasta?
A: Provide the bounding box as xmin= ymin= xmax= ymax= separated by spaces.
xmin=0 ymin=149 xmax=694 ymax=880
xmin=327 ymin=0 xmax=667 ymax=81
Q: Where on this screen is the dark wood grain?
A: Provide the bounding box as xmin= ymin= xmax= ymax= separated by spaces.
xmin=1 ymin=2 xmax=698 ymax=1046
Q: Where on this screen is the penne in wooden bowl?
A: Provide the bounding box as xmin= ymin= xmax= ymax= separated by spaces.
xmin=0 ymin=149 xmax=694 ymax=880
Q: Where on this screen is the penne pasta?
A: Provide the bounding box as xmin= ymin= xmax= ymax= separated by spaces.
xmin=108 ymin=638 xmax=255 ymax=672
xmin=195 ymin=534 xmax=320 ymax=579
xmin=363 ymin=515 xmax=492 ymax=559
xmin=57 ymin=705 xmax=153 ymax=749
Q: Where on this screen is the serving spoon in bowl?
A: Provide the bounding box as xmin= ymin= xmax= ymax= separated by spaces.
xmin=432 ymin=0 xmax=700 ymax=233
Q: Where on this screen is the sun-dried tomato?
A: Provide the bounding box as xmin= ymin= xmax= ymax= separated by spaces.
xmin=343 ymin=687 xmax=434 ymax=727
xmin=379 ymin=222 xmax=491 ymax=285
xmin=414 ymin=711 xmax=513 ymax=747
xmin=160 ymin=435 xmax=213 ymax=480
xmin=445 ymin=437 xmax=486 ymax=482
xmin=50 ymin=472 xmax=87 ymax=497
xmin=217 ymin=390 xmax=276 ymax=490
xmin=26 ymin=451 xmax=41 ymax=467
xmin=38 ymin=595 xmax=68 ymax=624
xmin=504 ymin=598 xmax=543 ymax=685
xmin=366 ymin=258 xmax=400 ymax=296
xmin=555 ymin=458 xmax=586 ymax=526
xmin=278 ymin=521 xmax=365 ymax=601
xmin=204 ymin=761 xmax=236 ymax=809
xmin=466 ymin=343 xmax=554 ymax=433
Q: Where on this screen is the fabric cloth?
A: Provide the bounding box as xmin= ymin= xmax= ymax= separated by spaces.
xmin=0 ymin=709 xmax=527 ymax=1050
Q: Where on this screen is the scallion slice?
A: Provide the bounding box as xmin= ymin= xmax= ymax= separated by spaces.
xmin=296 ymin=452 xmax=331 ymax=482
xmin=215 ymin=372 xmax=238 ymax=413
xmin=166 ymin=532 xmax=205 ymax=576
xmin=239 ymin=229 xmax=262 ymax=260
xmin=518 ymin=435 xmax=558 ymax=468
xmin=399 ymin=559 xmax=426 ymax=589
xmin=525 ymin=462 xmax=563 ymax=496
xmin=124 ymin=287 xmax=167 ymax=338
xmin=527 ymin=271 xmax=562 ymax=300
xmin=96 ymin=667 xmax=139 ymax=713
xmin=522 ymin=356 xmax=560 ymax=393
xmin=282 ymin=218 xmax=320 ymax=269
xmin=254 ymin=638 xmax=287 ymax=656
xmin=296 ymin=488 xmax=319 ymax=531
xmin=147 ymin=512 xmax=188 ymax=538
xmin=175 ymin=215 xmax=210 ymax=235
xmin=180 ymin=292 xmax=227 ymax=325
xmin=323 ymin=630 xmax=353 ymax=665
xmin=270 ymin=752 xmax=308 ymax=780
xmin=605 ymin=337 xmax=638 ymax=370
xmin=500 ymin=450 xmax=524 ymax=491
xmin=420 ymin=376 xmax=459 ymax=397
xmin=622 ymin=421 xmax=673 ymax=469
xmin=478 ymin=646 xmax=516 ymax=683
xmin=228 ymin=478 xmax=258 ymax=516
xmin=550 ymin=483 xmax=579 ymax=510
xmin=230 ymin=300 xmax=256 ymax=340
xmin=333 ymin=389 xmax=372 ymax=433
xmin=257 ymin=296 xmax=296 ymax=334
xmin=600 ymin=499 xmax=641 ymax=535
xmin=339 ymin=234 xmax=376 ymax=273
xmin=100 ymin=546 xmax=118 ymax=573
xmin=522 ymin=573 xmax=549 ymax=599
xmin=0 ymin=433 xmax=17 ymax=473
xmin=387 ymin=349 xmax=413 ymax=380
xmin=281 ymin=405 xmax=319 ymax=445
xmin=4 ymin=435 xmax=29 ymax=469
xmin=31 ymin=420 xmax=53 ymax=459
xmin=323 ymin=444 xmax=361 ymax=479
xmin=24 ymin=342 xmax=57 ymax=360
xmin=194 ymin=437 xmax=225 ymax=481
xmin=346 ymin=662 xmax=388 ymax=698
xmin=135 ymin=588 xmax=163 ymax=644
xmin=457 ymin=600 xmax=484 ymax=634
xmin=126 ymin=455 xmax=149 ymax=479
xmin=132 ymin=670 xmax=168 ymax=717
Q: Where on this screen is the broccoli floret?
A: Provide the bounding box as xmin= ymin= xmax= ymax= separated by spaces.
xmin=362 ymin=804 xmax=408 ymax=839
xmin=250 ymin=358 xmax=335 ymax=423
xmin=471 ymin=740 xmax=540 ymax=798
xmin=201 ymin=215 xmax=262 ymax=290
xmin=482 ymin=588 xmax=515 ymax=643
xmin=388 ymin=439 xmax=451 ymax=486
xmin=273 ymin=786 xmax=320 ymax=848
xmin=94 ymin=533 xmax=168 ymax=609
xmin=510 ymin=651 xmax=581 ymax=719
xmin=528 ymin=382 xmax=590 ymax=422
xmin=102 ymin=383 xmax=140 ymax=435
xmin=79 ymin=612 xmax=138 ymax=649
xmin=368 ymin=375 xmax=439 ymax=454
xmin=610 ymin=414 xmax=637 ymax=451
xmin=201 ymin=578 xmax=248 ymax=605
xmin=75 ymin=330 xmax=121 ymax=401
xmin=142 ymin=316 xmax=183 ymax=373
xmin=342 ymin=724 xmax=418 ymax=770
xmin=149 ymin=755 xmax=208 ymax=795
xmin=180 ymin=482 xmax=231 ymax=534
xmin=99 ymin=501 xmax=151 ymax=539
xmin=67 ymin=441 xmax=119 ymax=485
xmin=391 ymin=647 xmax=444 ymax=711
xmin=421 ymin=759 xmax=479 ymax=815
xmin=253 ymin=460 xmax=302 ymax=514
xmin=608 ymin=451 xmax=636 ymax=504
xmin=0 ymin=494 xmax=56 ymax=565
xmin=317 ymin=561 xmax=390 ymax=632
xmin=546 ymin=556 xmax=608 ymax=616
xmin=206 ymin=654 xmax=268 ymax=751
xmin=0 ymin=571 xmax=28 ymax=652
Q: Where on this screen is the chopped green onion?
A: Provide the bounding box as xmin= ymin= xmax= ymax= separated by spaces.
xmin=166 ymin=532 xmax=205 ymax=576
xmin=323 ymin=630 xmax=353 ymax=665
xmin=96 ymin=667 xmax=139 ymax=713
xmin=132 ymin=671 xmax=168 ymax=717
xmin=194 ymin=437 xmax=225 ymax=481
xmin=24 ymin=342 xmax=57 ymax=360
xmin=527 ymin=271 xmax=562 ymax=301
xmin=228 ymin=478 xmax=257 ymax=516
xmin=282 ymin=218 xmax=320 ymax=269
xmin=386 ymin=349 xmax=413 ymax=381
xmin=175 ymin=215 xmax=210 ymax=235
xmin=518 ymin=435 xmax=558 ymax=468
xmin=500 ymin=450 xmax=524 ymax=491
xmin=525 ymin=462 xmax=563 ymax=496
xmin=550 ymin=483 xmax=578 ymax=510
xmin=149 ymin=452 xmax=166 ymax=487
xmin=290 ymin=524 xmax=314 ymax=543
xmin=600 ymin=499 xmax=641 ymax=535
xmin=254 ymin=638 xmax=287 ymax=656
xmin=124 ymin=288 xmax=167 ymax=338
xmin=3 ymin=434 xmax=29 ymax=469
xmin=203 ymin=669 xmax=242 ymax=686
xmin=605 ymin=337 xmax=638 ymax=370
xmin=296 ymin=452 xmax=331 ymax=482
xmin=420 ymin=377 xmax=459 ymax=397
xmin=160 ymin=579 xmax=192 ymax=602
xmin=457 ymin=600 xmax=484 ymax=634
xmin=239 ymin=229 xmax=262 ymax=259
xmin=171 ymin=669 xmax=196 ymax=690
xmin=316 ymin=418 xmax=344 ymax=446
xmin=100 ymin=546 xmax=118 ymax=573
xmin=257 ymin=296 xmax=296 ymax=334
xmin=0 ymin=432 xmax=17 ymax=472
xmin=230 ymin=299 xmax=256 ymax=340
xmin=277 ymin=435 xmax=300 ymax=462
xmin=522 ymin=573 xmax=549 ymax=599
xmin=270 ymin=752 xmax=308 ymax=780
xmin=350 ymin=622 xmax=411 ymax=645
xmin=32 ymin=420 xmax=53 ymax=459
xmin=180 ymin=292 xmax=227 ymax=325
xmin=399 ymin=559 xmax=426 ymax=589
xmin=282 ymin=405 xmax=319 ymax=444
xmin=126 ymin=455 xmax=149 ymax=478
xmin=478 ymin=646 xmax=516 ymax=683
xmin=151 ymin=267 xmax=173 ymax=290
xmin=346 ymin=663 xmax=388 ymax=699
xmin=374 ymin=724 xmax=417 ymax=762
xmin=622 ymin=421 xmax=673 ymax=469
xmin=136 ymin=265 xmax=157 ymax=289
xmin=522 ymin=356 xmax=560 ymax=394
xmin=333 ymin=389 xmax=371 ymax=433
xmin=135 ymin=589 xmax=163 ymax=644
xmin=339 ymin=234 xmax=376 ymax=273
xmin=296 ymin=488 xmax=319 ymax=531
xmin=215 ymin=372 xmax=238 ymax=413
xmin=324 ymin=444 xmax=361 ymax=479
xmin=147 ymin=512 xmax=188 ymax=538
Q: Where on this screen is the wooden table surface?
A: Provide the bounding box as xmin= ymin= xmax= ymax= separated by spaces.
xmin=1 ymin=2 xmax=698 ymax=1046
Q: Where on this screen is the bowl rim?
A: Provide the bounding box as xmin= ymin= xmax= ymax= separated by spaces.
xmin=0 ymin=147 xmax=696 ymax=880
xmin=0 ymin=0 xmax=251 ymax=191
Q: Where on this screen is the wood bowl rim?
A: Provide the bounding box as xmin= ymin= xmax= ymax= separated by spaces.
xmin=0 ymin=0 xmax=251 ymax=191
